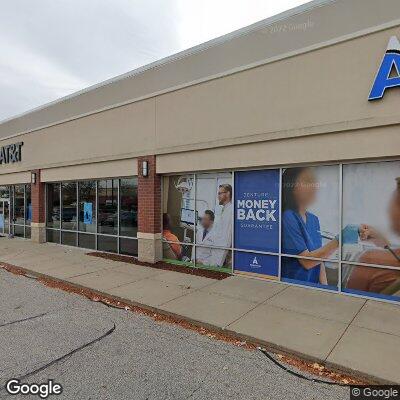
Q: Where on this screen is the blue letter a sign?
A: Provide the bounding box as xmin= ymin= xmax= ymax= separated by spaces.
xmin=369 ymin=36 xmax=400 ymax=100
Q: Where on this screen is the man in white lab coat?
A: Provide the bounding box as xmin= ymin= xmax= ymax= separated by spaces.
xmin=207 ymin=184 xmax=233 ymax=267
xmin=193 ymin=210 xmax=216 ymax=265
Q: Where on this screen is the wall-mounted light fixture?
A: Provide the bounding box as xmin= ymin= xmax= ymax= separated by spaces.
xmin=31 ymin=172 xmax=37 ymax=184
xmin=142 ymin=160 xmax=149 ymax=177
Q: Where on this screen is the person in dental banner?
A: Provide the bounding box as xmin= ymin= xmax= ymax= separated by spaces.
xmin=346 ymin=177 xmax=400 ymax=295
xmin=281 ymin=167 xmax=355 ymax=286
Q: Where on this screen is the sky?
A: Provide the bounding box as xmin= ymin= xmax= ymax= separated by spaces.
xmin=0 ymin=0 xmax=309 ymax=121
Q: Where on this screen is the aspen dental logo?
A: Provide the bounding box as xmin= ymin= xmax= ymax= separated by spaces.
xmin=369 ymin=36 xmax=400 ymax=100
xmin=250 ymin=256 xmax=261 ymax=269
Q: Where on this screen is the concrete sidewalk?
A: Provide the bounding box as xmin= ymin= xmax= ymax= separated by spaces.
xmin=1 ymin=238 xmax=399 ymax=384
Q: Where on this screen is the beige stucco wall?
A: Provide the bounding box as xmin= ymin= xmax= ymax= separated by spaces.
xmin=157 ymin=125 xmax=400 ymax=174
xmin=0 ymin=98 xmax=154 ymax=174
xmin=155 ymin=26 xmax=400 ymax=154
xmin=0 ymin=171 xmax=30 ymax=185
xmin=41 ymin=158 xmax=138 ymax=182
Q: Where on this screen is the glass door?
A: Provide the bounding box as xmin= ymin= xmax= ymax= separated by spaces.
xmin=0 ymin=199 xmax=10 ymax=235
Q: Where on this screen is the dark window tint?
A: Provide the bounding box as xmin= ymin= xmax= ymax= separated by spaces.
xmin=120 ymin=238 xmax=138 ymax=256
xmin=119 ymin=178 xmax=138 ymax=237
xmin=98 ymin=180 xmax=118 ymax=235
xmin=46 ymin=184 xmax=60 ymax=228
xmin=62 ymin=182 xmax=77 ymax=231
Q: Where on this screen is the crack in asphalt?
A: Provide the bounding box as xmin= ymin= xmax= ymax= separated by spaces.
xmin=0 ymin=323 xmax=116 ymax=395
xmin=0 ymin=312 xmax=48 ymax=329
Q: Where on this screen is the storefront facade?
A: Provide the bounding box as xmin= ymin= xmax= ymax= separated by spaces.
xmin=0 ymin=0 xmax=399 ymax=302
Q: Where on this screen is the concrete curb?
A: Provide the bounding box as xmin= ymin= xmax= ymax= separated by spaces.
xmin=0 ymin=262 xmax=394 ymax=385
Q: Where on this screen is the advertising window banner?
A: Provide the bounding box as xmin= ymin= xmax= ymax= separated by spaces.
xmin=235 ymin=252 xmax=279 ymax=278
xmin=342 ymin=264 xmax=400 ymax=302
xmin=195 ymin=173 xmax=232 ymax=271
xmin=341 ymin=161 xmax=400 ymax=300
xmin=162 ymin=175 xmax=195 ymax=267
xmin=234 ymin=169 xmax=280 ymax=278
xmin=281 ymin=166 xmax=339 ymax=289
xmin=83 ymin=202 xmax=93 ymax=225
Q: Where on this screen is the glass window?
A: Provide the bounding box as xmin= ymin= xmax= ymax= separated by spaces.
xmin=280 ymin=166 xmax=340 ymax=287
xmin=195 ymin=173 xmax=233 ymax=252
xmin=119 ymin=178 xmax=138 ymax=237
xmin=13 ymin=185 xmax=25 ymax=225
xmin=62 ymin=182 xmax=77 ymax=231
xmin=78 ymin=233 xmax=96 ymax=250
xmin=13 ymin=224 xmax=24 ymax=238
xmin=120 ymin=238 xmax=138 ymax=256
xmin=342 ymin=264 xmax=400 ymax=301
xmin=0 ymin=186 xmax=9 ymax=199
xmin=4 ymin=200 xmax=10 ymax=234
xmin=26 ymin=185 xmax=32 ymax=226
xmin=342 ymin=161 xmax=400 ymax=269
xmin=62 ymin=231 xmax=77 ymax=247
xmin=98 ymin=235 xmax=118 ymax=253
xmin=47 ymin=229 xmax=60 ymax=244
xmin=163 ymin=175 xmax=195 ymax=244
xmin=46 ymin=183 xmax=60 ymax=228
xmin=78 ymin=181 xmax=96 ymax=233
xmin=25 ymin=227 xmax=31 ymax=239
xmin=98 ymin=179 xmax=118 ymax=235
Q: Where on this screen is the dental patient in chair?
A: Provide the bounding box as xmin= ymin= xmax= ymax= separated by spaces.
xmin=346 ymin=178 xmax=400 ymax=295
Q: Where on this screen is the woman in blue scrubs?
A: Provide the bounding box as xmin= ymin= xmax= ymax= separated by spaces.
xmin=281 ymin=167 xmax=339 ymax=285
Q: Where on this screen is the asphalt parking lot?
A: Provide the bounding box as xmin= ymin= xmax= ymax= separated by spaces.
xmin=0 ymin=268 xmax=349 ymax=399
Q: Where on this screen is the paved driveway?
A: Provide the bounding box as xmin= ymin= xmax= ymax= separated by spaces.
xmin=0 ymin=269 xmax=349 ymax=399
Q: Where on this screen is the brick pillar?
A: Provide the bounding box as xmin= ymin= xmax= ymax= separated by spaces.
xmin=31 ymin=169 xmax=46 ymax=243
xmin=137 ymin=155 xmax=162 ymax=263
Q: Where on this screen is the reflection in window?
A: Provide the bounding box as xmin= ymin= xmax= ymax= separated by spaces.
xmin=13 ymin=185 xmax=25 ymax=225
xmin=62 ymin=231 xmax=77 ymax=247
xmin=47 ymin=229 xmax=60 ymax=244
xmin=46 ymin=183 xmax=60 ymax=228
xmin=13 ymin=224 xmax=24 ymax=238
xmin=26 ymin=185 xmax=32 ymax=226
xmin=79 ymin=181 xmax=96 ymax=233
xmin=98 ymin=179 xmax=118 ymax=235
xmin=119 ymin=178 xmax=138 ymax=237
xmin=120 ymin=238 xmax=138 ymax=256
xmin=62 ymin=182 xmax=77 ymax=231
xmin=98 ymin=235 xmax=118 ymax=253
xmin=78 ymin=233 xmax=96 ymax=250
xmin=0 ymin=186 xmax=9 ymax=199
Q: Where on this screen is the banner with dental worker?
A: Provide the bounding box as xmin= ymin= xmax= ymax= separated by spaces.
xmin=195 ymin=173 xmax=233 ymax=272
xmin=234 ymin=169 xmax=280 ymax=278
xmin=281 ymin=165 xmax=340 ymax=290
xmin=341 ymin=161 xmax=400 ymax=301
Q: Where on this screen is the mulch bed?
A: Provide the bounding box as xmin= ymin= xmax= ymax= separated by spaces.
xmin=86 ymin=252 xmax=230 ymax=280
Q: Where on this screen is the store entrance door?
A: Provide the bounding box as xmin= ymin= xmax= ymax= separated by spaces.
xmin=0 ymin=199 xmax=10 ymax=236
